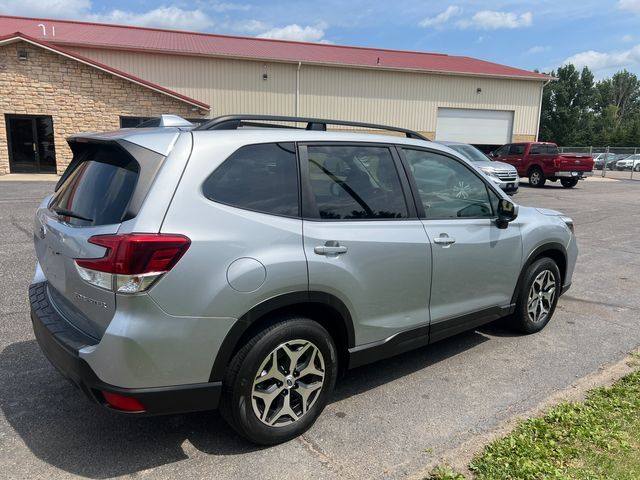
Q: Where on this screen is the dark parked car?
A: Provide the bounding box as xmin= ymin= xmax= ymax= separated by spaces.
xmin=592 ymin=153 xmax=617 ymax=170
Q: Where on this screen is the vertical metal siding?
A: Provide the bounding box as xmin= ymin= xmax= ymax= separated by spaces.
xmin=67 ymin=47 xmax=542 ymax=135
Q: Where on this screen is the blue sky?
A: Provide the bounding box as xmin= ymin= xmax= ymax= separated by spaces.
xmin=1 ymin=0 xmax=640 ymax=78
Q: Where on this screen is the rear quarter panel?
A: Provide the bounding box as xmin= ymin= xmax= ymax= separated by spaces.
xmin=149 ymin=133 xmax=309 ymax=320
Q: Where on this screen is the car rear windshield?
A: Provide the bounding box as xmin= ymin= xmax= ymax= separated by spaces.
xmin=49 ymin=144 xmax=139 ymax=226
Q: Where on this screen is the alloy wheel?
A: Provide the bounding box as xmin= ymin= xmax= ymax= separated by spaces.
xmin=530 ymin=171 xmax=540 ymax=185
xmin=527 ymin=270 xmax=556 ymax=323
xmin=251 ymin=339 xmax=325 ymax=427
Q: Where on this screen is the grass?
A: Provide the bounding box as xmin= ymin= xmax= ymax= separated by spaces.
xmin=426 ymin=361 xmax=640 ymax=480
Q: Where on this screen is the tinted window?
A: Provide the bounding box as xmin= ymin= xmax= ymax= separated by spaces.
xmin=546 ymin=145 xmax=559 ymax=155
xmin=495 ymin=145 xmax=509 ymax=157
xmin=530 ymin=144 xmax=542 ymax=154
xmin=403 ymin=149 xmax=493 ymax=219
xmin=509 ymin=144 xmax=525 ymax=155
xmin=450 ymin=144 xmax=488 ymax=162
xmin=306 ymin=145 xmax=408 ymax=220
xmin=203 ymin=143 xmax=299 ymax=217
xmin=49 ymin=145 xmax=139 ymax=226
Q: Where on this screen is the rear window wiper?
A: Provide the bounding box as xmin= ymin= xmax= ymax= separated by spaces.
xmin=51 ymin=207 xmax=94 ymax=223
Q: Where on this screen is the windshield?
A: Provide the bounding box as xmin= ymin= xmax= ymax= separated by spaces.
xmin=449 ymin=144 xmax=489 ymax=162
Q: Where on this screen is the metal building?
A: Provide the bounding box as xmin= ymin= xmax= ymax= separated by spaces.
xmin=0 ymin=15 xmax=550 ymax=174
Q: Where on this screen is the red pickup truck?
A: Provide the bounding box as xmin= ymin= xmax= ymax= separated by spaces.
xmin=491 ymin=142 xmax=594 ymax=188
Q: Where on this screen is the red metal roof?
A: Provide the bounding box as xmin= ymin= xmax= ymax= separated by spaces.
xmin=0 ymin=31 xmax=209 ymax=110
xmin=0 ymin=15 xmax=550 ymax=81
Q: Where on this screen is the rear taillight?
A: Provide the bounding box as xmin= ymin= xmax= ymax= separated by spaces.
xmin=75 ymin=234 xmax=190 ymax=293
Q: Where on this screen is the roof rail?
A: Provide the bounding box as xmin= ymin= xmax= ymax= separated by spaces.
xmin=195 ymin=114 xmax=427 ymax=140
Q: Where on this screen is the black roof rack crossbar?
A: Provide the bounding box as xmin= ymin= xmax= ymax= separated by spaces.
xmin=195 ymin=114 xmax=427 ymax=140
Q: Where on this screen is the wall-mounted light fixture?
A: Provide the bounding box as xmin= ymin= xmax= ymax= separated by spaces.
xmin=476 ymin=87 xmax=482 ymax=94
xmin=262 ymin=64 xmax=268 ymax=81
xmin=17 ymin=50 xmax=29 ymax=61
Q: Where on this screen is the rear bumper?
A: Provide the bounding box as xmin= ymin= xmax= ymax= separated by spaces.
xmin=29 ymin=281 xmax=222 ymax=415
xmin=555 ymin=171 xmax=593 ymax=178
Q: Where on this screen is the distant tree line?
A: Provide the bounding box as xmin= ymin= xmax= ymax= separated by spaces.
xmin=538 ymin=65 xmax=640 ymax=146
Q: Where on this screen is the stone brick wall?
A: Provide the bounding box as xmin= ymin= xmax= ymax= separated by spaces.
xmin=0 ymin=40 xmax=206 ymax=175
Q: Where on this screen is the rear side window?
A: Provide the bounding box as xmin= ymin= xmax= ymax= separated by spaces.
xmin=49 ymin=145 xmax=139 ymax=226
xmin=203 ymin=143 xmax=299 ymax=217
xmin=530 ymin=145 xmax=542 ymax=154
xmin=305 ymin=145 xmax=408 ymax=220
xmin=546 ymin=145 xmax=559 ymax=155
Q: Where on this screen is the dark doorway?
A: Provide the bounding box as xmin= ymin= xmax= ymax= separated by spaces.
xmin=6 ymin=115 xmax=56 ymax=173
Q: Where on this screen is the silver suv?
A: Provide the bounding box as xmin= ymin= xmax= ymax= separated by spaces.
xmin=30 ymin=115 xmax=577 ymax=445
xmin=439 ymin=141 xmax=519 ymax=194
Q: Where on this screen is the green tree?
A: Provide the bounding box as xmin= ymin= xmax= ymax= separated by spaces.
xmin=595 ymin=70 xmax=640 ymax=127
xmin=539 ymin=65 xmax=595 ymax=145
xmin=539 ymin=67 xmax=640 ymax=146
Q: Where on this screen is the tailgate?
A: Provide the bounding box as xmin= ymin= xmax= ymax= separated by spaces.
xmin=556 ymin=155 xmax=594 ymax=171
xmin=34 ymin=142 xmax=145 ymax=339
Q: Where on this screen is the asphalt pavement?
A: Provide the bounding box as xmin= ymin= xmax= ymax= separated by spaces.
xmin=0 ymin=177 xmax=639 ymax=479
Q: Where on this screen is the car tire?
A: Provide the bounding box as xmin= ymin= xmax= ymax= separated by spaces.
xmin=220 ymin=316 xmax=338 ymax=445
xmin=560 ymin=178 xmax=579 ymax=188
xmin=528 ymin=167 xmax=546 ymax=188
xmin=511 ymin=257 xmax=561 ymax=334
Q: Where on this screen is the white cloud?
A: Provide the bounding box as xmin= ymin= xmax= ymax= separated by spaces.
xmin=527 ymin=45 xmax=549 ymax=54
xmin=89 ymin=6 xmax=214 ymax=30
xmin=622 ymin=34 xmax=634 ymax=42
xmin=0 ymin=0 xmax=91 ymax=17
xmin=229 ymin=19 xmax=269 ymax=34
xmin=209 ymin=3 xmax=250 ymax=13
xmin=458 ymin=10 xmax=533 ymax=30
xmin=563 ymin=44 xmax=640 ymax=74
xmin=418 ymin=5 xmax=461 ymax=28
xmin=257 ymin=23 xmax=329 ymax=43
xmin=617 ymin=0 xmax=640 ymax=13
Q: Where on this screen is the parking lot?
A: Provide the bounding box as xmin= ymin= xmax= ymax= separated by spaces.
xmin=0 ymin=177 xmax=639 ymax=480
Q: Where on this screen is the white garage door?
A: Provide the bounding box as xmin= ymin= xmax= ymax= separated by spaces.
xmin=435 ymin=108 xmax=514 ymax=144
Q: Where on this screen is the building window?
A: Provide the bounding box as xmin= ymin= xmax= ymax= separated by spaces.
xmin=120 ymin=116 xmax=154 ymax=128
xmin=119 ymin=116 xmax=208 ymax=128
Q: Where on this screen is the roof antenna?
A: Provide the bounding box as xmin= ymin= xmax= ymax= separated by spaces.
xmin=37 ymin=23 xmax=46 ymax=36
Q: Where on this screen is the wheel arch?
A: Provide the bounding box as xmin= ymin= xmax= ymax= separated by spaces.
xmin=209 ymin=291 xmax=355 ymax=381
xmin=511 ymin=243 xmax=567 ymax=305
xmin=527 ymin=163 xmax=544 ymax=176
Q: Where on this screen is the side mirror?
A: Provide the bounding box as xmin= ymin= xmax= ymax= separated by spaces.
xmin=496 ymin=198 xmax=518 ymax=229
xmin=489 ymin=151 xmax=496 ymax=158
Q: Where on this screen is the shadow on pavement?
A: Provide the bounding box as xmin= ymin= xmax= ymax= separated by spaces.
xmin=1 ymin=331 xmax=489 ymax=478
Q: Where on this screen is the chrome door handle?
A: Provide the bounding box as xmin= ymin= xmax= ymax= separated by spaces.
xmin=314 ymin=241 xmax=348 ymax=256
xmin=433 ymin=234 xmax=456 ymax=247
